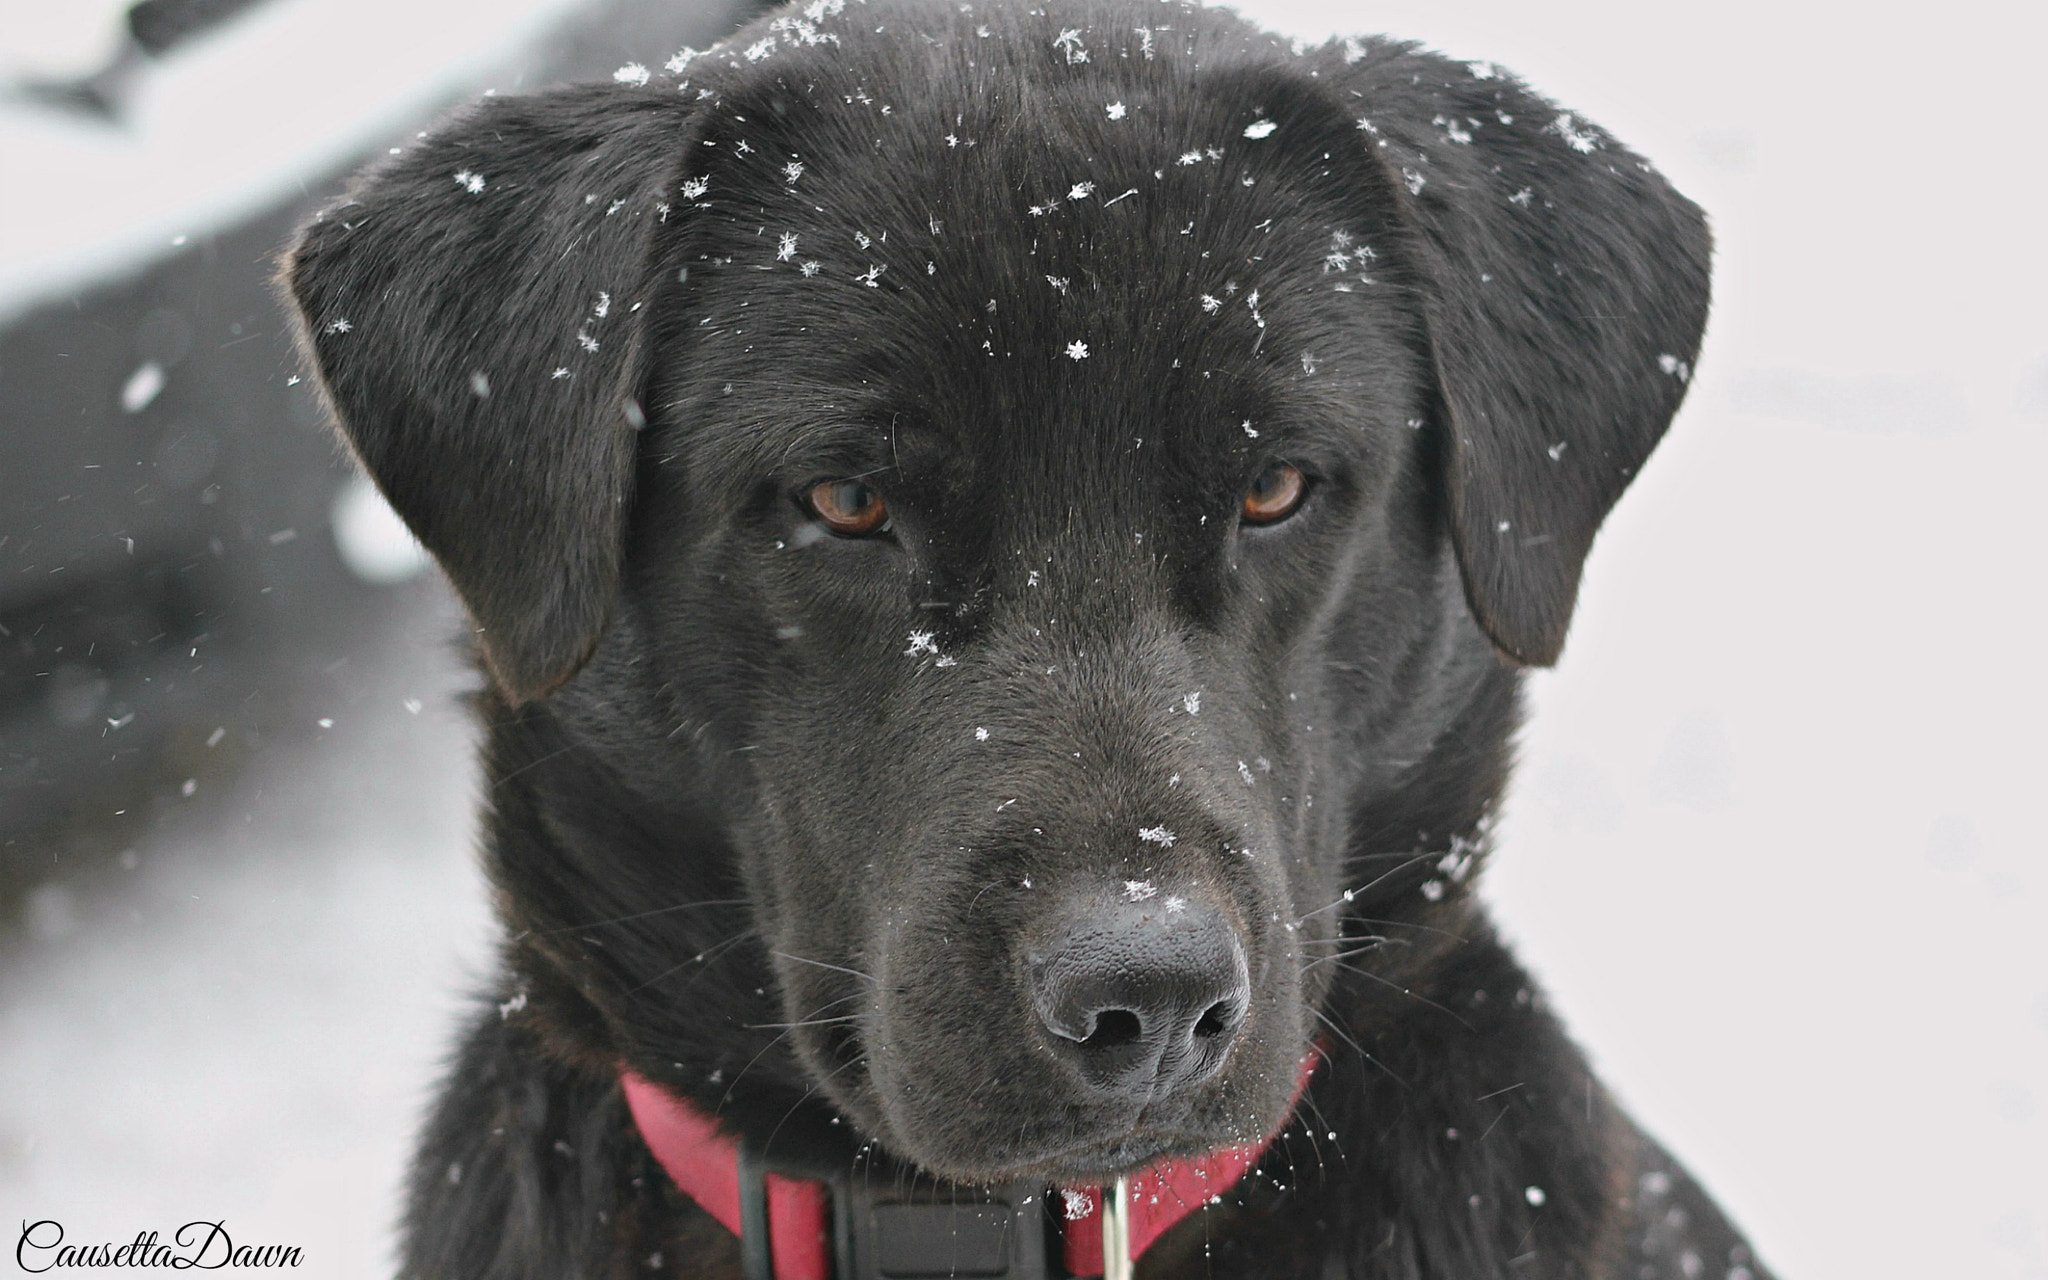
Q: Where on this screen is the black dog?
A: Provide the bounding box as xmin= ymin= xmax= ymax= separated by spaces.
xmin=284 ymin=1 xmax=1768 ymax=1275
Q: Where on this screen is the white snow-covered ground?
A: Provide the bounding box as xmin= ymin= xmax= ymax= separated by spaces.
xmin=0 ymin=588 xmax=490 ymax=1276
xmin=2 ymin=0 xmax=2043 ymax=1277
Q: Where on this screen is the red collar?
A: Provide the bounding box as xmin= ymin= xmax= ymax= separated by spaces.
xmin=621 ymin=1052 xmax=1317 ymax=1280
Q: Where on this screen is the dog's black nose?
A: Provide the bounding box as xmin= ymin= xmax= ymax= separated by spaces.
xmin=1028 ymin=889 xmax=1250 ymax=1101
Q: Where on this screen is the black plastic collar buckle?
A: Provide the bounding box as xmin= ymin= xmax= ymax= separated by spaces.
xmin=739 ymin=1133 xmax=1058 ymax=1280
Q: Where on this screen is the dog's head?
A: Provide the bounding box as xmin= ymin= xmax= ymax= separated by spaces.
xmin=284 ymin=0 xmax=1706 ymax=1185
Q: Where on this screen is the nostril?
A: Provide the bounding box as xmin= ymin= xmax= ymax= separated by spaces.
xmin=1192 ymin=999 xmax=1237 ymax=1040
xmin=1084 ymin=1008 xmax=1143 ymax=1049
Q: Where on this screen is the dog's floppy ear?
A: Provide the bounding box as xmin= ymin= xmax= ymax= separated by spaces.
xmin=282 ymin=84 xmax=695 ymax=700
xmin=1323 ymin=46 xmax=1712 ymax=665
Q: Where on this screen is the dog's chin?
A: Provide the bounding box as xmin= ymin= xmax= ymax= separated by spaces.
xmin=872 ymin=1121 xmax=1256 ymax=1187
xmin=800 ymin=1019 xmax=1310 ymax=1187
xmin=838 ymin=1082 xmax=1276 ymax=1187
xmin=983 ymin=1128 xmax=1246 ymax=1186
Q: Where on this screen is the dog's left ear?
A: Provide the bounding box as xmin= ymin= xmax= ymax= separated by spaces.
xmin=1317 ymin=46 xmax=1712 ymax=666
xmin=282 ymin=84 xmax=696 ymax=701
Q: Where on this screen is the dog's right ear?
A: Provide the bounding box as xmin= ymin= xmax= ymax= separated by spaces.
xmin=282 ymin=84 xmax=696 ymax=701
xmin=1304 ymin=44 xmax=1712 ymax=667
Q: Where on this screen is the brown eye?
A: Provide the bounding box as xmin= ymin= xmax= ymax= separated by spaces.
xmin=1241 ymin=463 xmax=1307 ymax=525
xmin=804 ymin=479 xmax=890 ymax=536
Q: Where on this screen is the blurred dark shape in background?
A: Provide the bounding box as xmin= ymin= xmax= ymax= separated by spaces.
xmin=13 ymin=0 xmax=268 ymax=119
xmin=0 ymin=0 xmax=764 ymax=906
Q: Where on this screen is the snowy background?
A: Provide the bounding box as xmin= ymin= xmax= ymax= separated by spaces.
xmin=2 ymin=0 xmax=2042 ymax=1276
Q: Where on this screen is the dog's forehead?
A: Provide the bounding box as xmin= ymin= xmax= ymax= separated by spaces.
xmin=657 ymin=1 xmax=1413 ymax=488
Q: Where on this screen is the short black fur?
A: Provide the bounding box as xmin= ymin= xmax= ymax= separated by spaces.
xmin=282 ymin=2 xmax=1762 ymax=1276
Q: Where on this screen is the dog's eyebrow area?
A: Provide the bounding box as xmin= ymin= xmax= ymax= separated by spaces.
xmin=642 ymin=35 xmax=1423 ymax=513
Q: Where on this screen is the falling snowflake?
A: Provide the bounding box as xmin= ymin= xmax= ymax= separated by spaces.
xmin=1657 ymin=353 xmax=1692 ymax=381
xmin=744 ymin=36 xmax=778 ymax=61
xmin=613 ymin=63 xmax=650 ymax=86
xmin=551 ymin=367 xmax=571 ymax=379
xmin=1068 ymin=181 xmax=1095 ymax=200
xmin=1123 ymin=880 xmax=1159 ymax=901
xmin=975 ymin=727 xmax=990 ymax=741
xmin=1176 ymin=151 xmax=1203 ymax=166
xmin=1402 ymin=168 xmax=1427 ymax=195
xmin=680 ymin=176 xmax=711 ymax=199
xmin=1199 ymin=294 xmax=1221 ymax=314
xmin=1470 ymin=59 xmax=1498 ymax=79
xmin=665 ymin=47 xmax=701 ymax=73
xmin=783 ymin=161 xmax=805 ymax=184
xmin=904 ymin=631 xmax=939 ymax=656
xmin=1138 ymin=826 xmax=1177 ymax=847
xmin=1238 ymin=760 xmax=1256 ymax=786
xmin=777 ymin=232 xmax=799 ymax=261
xmin=1106 ymin=101 xmax=1126 ymax=120
xmin=453 ymin=171 xmax=486 ymax=195
xmin=800 ymin=261 xmax=821 ymax=277
xmin=1052 ymin=28 xmax=1088 ymax=64
xmin=1243 ymin=119 xmax=1277 ymax=139
xmin=592 ymin=291 xmax=611 ymax=319
xmin=1510 ymin=187 xmax=1535 ymax=207
xmin=1065 ymin=341 xmax=1090 ymax=360
xmin=1183 ymin=692 xmax=1201 ymax=714
xmin=855 ymin=264 xmax=885 ymax=287
xmin=324 ymin=318 xmax=352 ymax=335
xmin=1242 ymin=419 xmax=1259 ymax=437
xmin=577 ymin=330 xmax=600 ymax=353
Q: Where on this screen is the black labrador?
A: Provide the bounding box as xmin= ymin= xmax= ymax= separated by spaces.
xmin=283 ymin=1 xmax=1769 ymax=1276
